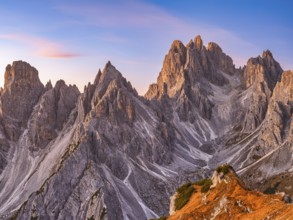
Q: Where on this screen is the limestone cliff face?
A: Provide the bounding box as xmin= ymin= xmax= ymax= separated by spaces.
xmin=145 ymin=40 xmax=186 ymax=99
xmin=242 ymin=51 xmax=283 ymax=131
xmin=1 ymin=61 xmax=44 ymax=121
xmin=207 ymin=42 xmax=234 ymax=74
xmin=0 ymin=61 xmax=44 ymax=175
xmin=263 ymin=70 xmax=292 ymax=148
xmin=244 ymin=50 xmax=283 ymax=91
xmin=239 ymin=70 xmax=293 ymax=187
xmin=28 ymin=80 xmax=80 ymax=149
xmin=0 ymin=61 xmax=44 ymax=140
xmin=145 ymin=36 xmax=235 ymax=121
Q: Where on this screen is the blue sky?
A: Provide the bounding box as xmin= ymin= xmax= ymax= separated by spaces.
xmin=0 ymin=0 xmax=292 ymax=94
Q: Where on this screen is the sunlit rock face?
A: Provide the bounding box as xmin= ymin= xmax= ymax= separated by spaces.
xmin=0 ymin=36 xmax=292 ymax=220
xmin=239 ymin=70 xmax=293 ymax=188
xmin=242 ymin=51 xmax=283 ymax=131
xmin=0 ymin=61 xmax=44 ymax=141
xmin=145 ymin=35 xmax=234 ymax=100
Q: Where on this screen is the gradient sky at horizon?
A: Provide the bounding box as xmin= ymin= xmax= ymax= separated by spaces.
xmin=0 ymin=0 xmax=292 ymax=94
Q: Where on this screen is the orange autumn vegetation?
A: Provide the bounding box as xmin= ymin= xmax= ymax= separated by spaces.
xmin=168 ymin=172 xmax=293 ymax=220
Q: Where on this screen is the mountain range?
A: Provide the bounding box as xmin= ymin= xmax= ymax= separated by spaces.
xmin=0 ymin=35 xmax=292 ymax=220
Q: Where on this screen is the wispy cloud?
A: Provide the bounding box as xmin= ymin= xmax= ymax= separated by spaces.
xmin=55 ymin=0 xmax=257 ymax=66
xmin=55 ymin=0 xmax=184 ymax=29
xmin=0 ymin=34 xmax=80 ymax=58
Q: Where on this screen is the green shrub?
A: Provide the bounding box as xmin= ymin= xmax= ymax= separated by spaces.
xmin=194 ymin=178 xmax=211 ymax=186
xmin=216 ymin=164 xmax=230 ymax=175
xmin=194 ymin=178 xmax=213 ymax=193
xmin=174 ymin=182 xmax=195 ymax=210
xmin=201 ymin=181 xmax=212 ymax=193
xmin=176 ymin=181 xmax=191 ymax=193
xmin=149 ymin=217 xmax=167 ymax=220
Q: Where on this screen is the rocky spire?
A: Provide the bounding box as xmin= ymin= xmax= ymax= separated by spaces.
xmin=4 ymin=61 xmax=40 ymax=89
xmin=244 ymin=50 xmax=283 ymax=91
xmin=99 ymin=61 xmax=123 ymax=84
xmin=145 ymin=35 xmax=237 ymax=100
xmin=242 ymin=50 xmax=284 ymax=132
xmin=94 ymin=69 xmax=102 ymax=86
xmin=207 ymin=42 xmax=234 ymax=73
xmin=262 ymin=49 xmax=273 ymax=59
xmin=45 ymin=80 xmax=53 ymax=91
xmin=194 ymin=35 xmax=203 ymax=50
xmin=0 ymin=61 xmax=44 ymax=140
xmin=260 ymin=70 xmax=293 ymax=146
xmin=79 ymin=62 xmax=137 ymax=125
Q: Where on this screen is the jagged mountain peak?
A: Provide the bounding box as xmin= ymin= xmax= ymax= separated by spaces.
xmin=54 ymin=79 xmax=66 ymax=89
xmin=93 ymin=69 xmax=102 ymax=85
xmin=194 ymin=35 xmax=203 ymax=50
xmin=79 ymin=62 xmax=129 ymax=121
xmin=101 ymin=62 xmax=135 ymax=94
xmin=94 ymin=61 xmax=124 ymax=87
xmin=53 ymin=79 xmax=79 ymax=96
xmin=170 ymin=39 xmax=186 ymax=50
xmin=145 ymin=35 xmax=234 ymax=100
xmin=88 ymin=62 xmax=137 ymax=104
xmin=262 ymin=49 xmax=273 ymax=59
xmin=207 ymin=41 xmax=235 ymax=74
xmin=45 ymin=80 xmax=53 ymax=90
xmin=207 ymin=41 xmax=222 ymax=52
xmin=170 ymin=35 xmax=204 ymax=52
xmin=79 ymin=61 xmax=138 ymax=125
xmin=105 ymin=60 xmax=112 ymax=68
xmin=102 ymin=61 xmax=125 ymax=80
xmin=0 ymin=61 xmax=44 ymax=140
xmin=240 ymin=50 xmax=283 ymax=131
xmin=4 ymin=60 xmax=41 ymax=90
xmin=244 ymin=50 xmax=283 ymax=91
xmin=53 ymin=79 xmax=79 ymax=94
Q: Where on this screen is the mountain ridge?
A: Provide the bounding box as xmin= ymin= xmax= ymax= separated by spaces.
xmin=0 ymin=35 xmax=292 ymax=220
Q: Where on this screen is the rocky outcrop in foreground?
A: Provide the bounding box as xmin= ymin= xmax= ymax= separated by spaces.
xmin=167 ymin=165 xmax=293 ymax=220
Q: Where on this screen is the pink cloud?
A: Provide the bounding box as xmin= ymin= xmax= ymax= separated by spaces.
xmin=0 ymin=33 xmax=80 ymax=58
